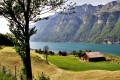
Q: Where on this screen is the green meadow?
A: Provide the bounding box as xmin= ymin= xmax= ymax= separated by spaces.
xmin=48 ymin=55 xmax=120 ymax=71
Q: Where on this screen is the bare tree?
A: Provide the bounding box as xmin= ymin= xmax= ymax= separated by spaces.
xmin=43 ymin=45 xmax=49 ymax=63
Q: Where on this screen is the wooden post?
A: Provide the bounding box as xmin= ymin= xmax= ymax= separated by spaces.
xmin=0 ymin=62 xmax=1 ymax=71
xmin=38 ymin=71 xmax=40 ymax=77
xmin=14 ymin=65 xmax=16 ymax=78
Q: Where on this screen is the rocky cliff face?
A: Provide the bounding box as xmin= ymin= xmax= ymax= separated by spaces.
xmin=31 ymin=1 xmax=120 ymax=43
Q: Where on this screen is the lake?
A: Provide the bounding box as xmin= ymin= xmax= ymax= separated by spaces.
xmin=30 ymin=42 xmax=120 ymax=56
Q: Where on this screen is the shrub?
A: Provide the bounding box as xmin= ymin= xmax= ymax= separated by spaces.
xmin=72 ymin=50 xmax=77 ymax=55
xmin=2 ymin=66 xmax=6 ymax=74
xmin=38 ymin=72 xmax=50 ymax=80
xmin=19 ymin=66 xmax=27 ymax=80
xmin=7 ymin=69 xmax=12 ymax=77
xmin=49 ymin=51 xmax=55 ymax=55
xmin=38 ymin=49 xmax=42 ymax=54
xmin=78 ymin=50 xmax=83 ymax=58
xmin=35 ymin=49 xmax=44 ymax=54
xmin=58 ymin=51 xmax=67 ymax=56
xmin=19 ymin=74 xmax=26 ymax=80
xmin=85 ymin=50 xmax=92 ymax=52
xmin=35 ymin=49 xmax=39 ymax=53
xmin=62 ymin=51 xmax=67 ymax=56
xmin=0 ymin=33 xmax=14 ymax=46
xmin=58 ymin=51 xmax=62 ymax=55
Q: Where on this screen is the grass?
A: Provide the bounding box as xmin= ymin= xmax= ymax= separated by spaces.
xmin=0 ymin=47 xmax=21 ymax=75
xmin=0 ymin=47 xmax=120 ymax=80
xmin=0 ymin=72 xmax=16 ymax=80
xmin=48 ymin=55 xmax=120 ymax=71
xmin=0 ymin=47 xmax=57 ymax=79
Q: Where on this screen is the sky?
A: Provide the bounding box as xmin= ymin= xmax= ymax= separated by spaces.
xmin=0 ymin=0 xmax=116 ymax=34
xmin=0 ymin=17 xmax=10 ymax=34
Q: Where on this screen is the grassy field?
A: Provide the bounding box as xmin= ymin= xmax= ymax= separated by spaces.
xmin=0 ymin=73 xmax=16 ymax=80
xmin=0 ymin=47 xmax=120 ymax=80
xmin=48 ymin=55 xmax=120 ymax=71
xmin=0 ymin=47 xmax=58 ymax=79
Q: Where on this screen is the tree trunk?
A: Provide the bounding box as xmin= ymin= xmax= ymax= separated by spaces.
xmin=45 ymin=50 xmax=48 ymax=63
xmin=24 ymin=7 xmax=33 ymax=79
xmin=25 ymin=39 xmax=32 ymax=80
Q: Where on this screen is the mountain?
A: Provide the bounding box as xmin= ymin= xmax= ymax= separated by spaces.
xmin=31 ymin=1 xmax=120 ymax=44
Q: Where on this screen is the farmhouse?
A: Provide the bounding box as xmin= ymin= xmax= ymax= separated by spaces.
xmin=58 ymin=51 xmax=67 ymax=56
xmin=81 ymin=52 xmax=106 ymax=62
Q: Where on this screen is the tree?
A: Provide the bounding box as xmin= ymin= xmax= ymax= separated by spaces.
xmin=58 ymin=51 xmax=62 ymax=55
xmin=43 ymin=45 xmax=49 ymax=63
xmin=39 ymin=72 xmax=50 ymax=80
xmin=0 ymin=33 xmax=14 ymax=46
xmin=35 ymin=48 xmax=42 ymax=53
xmin=38 ymin=48 xmax=42 ymax=54
xmin=78 ymin=50 xmax=83 ymax=58
xmin=49 ymin=51 xmax=55 ymax=55
xmin=85 ymin=50 xmax=92 ymax=52
xmin=35 ymin=49 xmax=39 ymax=53
xmin=0 ymin=0 xmax=75 ymax=79
xmin=72 ymin=50 xmax=77 ymax=55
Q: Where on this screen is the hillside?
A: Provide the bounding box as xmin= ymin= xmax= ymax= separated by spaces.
xmin=0 ymin=47 xmax=120 ymax=80
xmin=31 ymin=1 xmax=120 ymax=43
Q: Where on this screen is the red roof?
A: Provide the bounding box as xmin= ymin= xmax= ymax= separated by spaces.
xmin=85 ymin=52 xmax=104 ymax=58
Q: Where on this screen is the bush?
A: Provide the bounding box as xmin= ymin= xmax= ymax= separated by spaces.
xmin=78 ymin=50 xmax=83 ymax=58
xmin=19 ymin=66 xmax=27 ymax=80
xmin=49 ymin=51 xmax=55 ymax=55
xmin=0 ymin=33 xmax=14 ymax=46
xmin=35 ymin=49 xmax=39 ymax=53
xmin=58 ymin=51 xmax=67 ymax=56
xmin=2 ymin=66 xmax=6 ymax=74
xmin=38 ymin=49 xmax=42 ymax=54
xmin=7 ymin=69 xmax=12 ymax=77
xmin=38 ymin=72 xmax=50 ymax=80
xmin=0 ymin=72 xmax=16 ymax=80
xmin=35 ymin=49 xmax=44 ymax=54
xmin=19 ymin=74 xmax=26 ymax=80
xmin=58 ymin=51 xmax=62 ymax=55
xmin=72 ymin=50 xmax=77 ymax=55
xmin=85 ymin=50 xmax=92 ymax=52
xmin=62 ymin=52 xmax=67 ymax=56
xmin=0 ymin=66 xmax=16 ymax=80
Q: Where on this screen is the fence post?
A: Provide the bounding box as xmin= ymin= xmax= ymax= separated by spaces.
xmin=0 ymin=62 xmax=1 ymax=73
xmin=14 ymin=65 xmax=16 ymax=78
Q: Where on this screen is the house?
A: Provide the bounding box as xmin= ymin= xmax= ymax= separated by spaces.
xmin=81 ymin=52 xmax=106 ymax=62
xmin=58 ymin=51 xmax=67 ymax=56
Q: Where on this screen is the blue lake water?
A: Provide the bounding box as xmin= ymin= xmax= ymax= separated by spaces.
xmin=30 ymin=42 xmax=120 ymax=56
